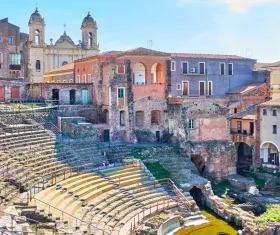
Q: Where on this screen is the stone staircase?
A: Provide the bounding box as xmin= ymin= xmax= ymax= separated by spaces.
xmin=31 ymin=163 xmax=181 ymax=235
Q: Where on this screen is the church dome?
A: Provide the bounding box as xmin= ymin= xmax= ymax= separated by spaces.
xmin=55 ymin=31 xmax=75 ymax=45
xmin=29 ymin=8 xmax=45 ymax=25
xmin=81 ymin=12 xmax=97 ymax=28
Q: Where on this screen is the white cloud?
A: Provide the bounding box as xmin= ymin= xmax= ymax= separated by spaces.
xmin=177 ymin=0 xmax=280 ymax=13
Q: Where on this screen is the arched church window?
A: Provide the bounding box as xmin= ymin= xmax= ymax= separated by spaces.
xmin=88 ymin=32 xmax=93 ymax=47
xmin=62 ymin=61 xmax=68 ymax=66
xmin=36 ymin=60 xmax=41 ymax=71
xmin=35 ymin=30 xmax=40 ymax=45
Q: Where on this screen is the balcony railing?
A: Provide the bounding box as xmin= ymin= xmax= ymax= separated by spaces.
xmin=231 ymin=128 xmax=254 ymax=136
xmin=9 ymin=64 xmax=21 ymax=70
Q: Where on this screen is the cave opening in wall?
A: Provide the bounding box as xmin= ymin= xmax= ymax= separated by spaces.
xmin=189 ymin=186 xmax=204 ymax=206
xmin=236 ymin=142 xmax=252 ymax=176
xmin=191 ymin=155 xmax=206 ymax=176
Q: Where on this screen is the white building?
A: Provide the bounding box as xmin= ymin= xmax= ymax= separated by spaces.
xmin=28 ymin=8 xmax=99 ymax=82
xmin=259 ymin=98 xmax=280 ymax=166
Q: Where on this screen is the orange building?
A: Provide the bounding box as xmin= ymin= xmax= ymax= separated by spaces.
xmin=74 ymin=48 xmax=171 ymax=142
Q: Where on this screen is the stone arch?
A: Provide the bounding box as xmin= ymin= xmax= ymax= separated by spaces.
xmin=102 ymin=109 xmax=109 ymax=124
xmin=88 ymin=32 xmax=93 ymax=47
xmin=133 ymin=62 xmax=146 ymax=84
xmin=151 ymin=63 xmax=164 ymax=84
xmin=191 ymin=155 xmax=206 ymax=176
xmin=260 ymin=141 xmax=279 ymax=165
xmin=35 ymin=29 xmax=40 ymax=45
xmin=235 ymin=142 xmax=253 ymax=175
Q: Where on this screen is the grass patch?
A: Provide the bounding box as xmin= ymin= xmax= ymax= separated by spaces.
xmin=249 ymin=172 xmax=266 ymax=190
xmin=257 ymin=204 xmax=280 ymax=227
xmin=143 ymin=161 xmax=171 ymax=180
xmin=212 ymin=181 xmax=230 ymax=196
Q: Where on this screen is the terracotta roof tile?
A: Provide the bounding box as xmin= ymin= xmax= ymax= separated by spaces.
xmin=171 ymin=53 xmax=253 ymax=60
xmin=230 ymin=105 xmax=256 ymax=120
xmin=255 ymin=61 xmax=280 ymax=69
xmin=117 ymin=47 xmax=170 ymax=57
xmin=44 ymin=62 xmax=74 ymax=75
xmin=227 ymin=83 xmax=265 ymax=94
xmin=258 ymin=98 xmax=280 ymax=107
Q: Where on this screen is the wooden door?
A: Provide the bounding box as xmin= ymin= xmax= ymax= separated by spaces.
xmin=183 ymin=82 xmax=188 ymax=96
xmin=11 ymin=86 xmax=20 ymax=99
xmin=0 ymin=86 xmax=4 ymax=102
xmin=199 ymin=82 xmax=205 ymax=96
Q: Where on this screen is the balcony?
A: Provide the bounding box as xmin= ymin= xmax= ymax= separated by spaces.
xmin=231 ymin=128 xmax=255 ymax=146
xmin=9 ymin=64 xmax=21 ymax=71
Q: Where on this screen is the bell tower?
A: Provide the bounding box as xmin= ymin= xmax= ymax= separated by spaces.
xmin=28 ymin=8 xmax=45 ymax=46
xmin=81 ymin=12 xmax=98 ymax=50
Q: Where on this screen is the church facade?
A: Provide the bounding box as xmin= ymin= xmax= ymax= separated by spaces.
xmin=28 ymin=8 xmax=99 ymax=83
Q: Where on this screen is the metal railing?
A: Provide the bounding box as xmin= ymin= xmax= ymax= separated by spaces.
xmin=231 ymin=128 xmax=254 ymax=136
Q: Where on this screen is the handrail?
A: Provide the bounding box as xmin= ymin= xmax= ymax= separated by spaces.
xmin=31 ymin=197 xmax=111 ymax=235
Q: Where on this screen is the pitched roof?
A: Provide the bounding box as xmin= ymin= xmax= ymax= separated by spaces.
xmin=258 ymin=98 xmax=280 ymax=107
xmin=230 ymin=105 xmax=256 ymax=120
xmin=227 ymin=83 xmax=265 ymax=94
xmin=100 ymin=51 xmax=124 ymax=56
xmin=117 ymin=47 xmax=170 ymax=57
xmin=44 ymin=62 xmax=74 ymax=76
xmin=171 ymin=53 xmax=253 ymax=60
xmin=255 ymin=61 xmax=280 ymax=69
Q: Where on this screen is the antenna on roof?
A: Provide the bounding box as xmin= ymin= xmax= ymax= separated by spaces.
xmin=147 ymin=40 xmax=153 ymax=49
xmin=246 ymin=48 xmax=252 ymax=58
xmin=64 ymin=23 xmax=67 ymax=33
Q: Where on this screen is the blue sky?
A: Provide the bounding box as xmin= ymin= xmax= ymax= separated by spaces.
xmin=1 ymin=0 xmax=280 ymax=62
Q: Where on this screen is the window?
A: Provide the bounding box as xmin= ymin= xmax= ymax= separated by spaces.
xmin=117 ymin=65 xmax=125 ymax=74
xmin=9 ymin=37 xmax=14 ymax=45
xmin=199 ymin=81 xmax=205 ymax=96
xmin=36 ymin=60 xmax=40 ymax=71
xmin=263 ymin=109 xmax=267 ymax=115
xmin=151 ymin=110 xmax=160 ymax=124
xmin=171 ymin=61 xmax=176 ymax=71
xmin=9 ymin=54 xmax=21 ymax=65
xmin=273 ymin=110 xmax=277 ymax=116
xmin=199 ymin=62 xmax=205 ymax=74
xmin=118 ymin=88 xmax=124 ymax=99
xmin=76 ymin=75 xmax=80 ymax=83
xmin=70 ymin=79 xmax=73 ymax=83
xmin=182 ymin=62 xmax=188 ymax=74
xmin=120 ymin=111 xmax=125 ymax=126
xmin=189 ymin=119 xmax=195 ymax=130
xmin=77 ymin=69 xmax=79 ymax=72
xmin=234 ymin=108 xmax=237 ymax=113
xmin=88 ymin=74 xmax=92 ymax=83
xmin=57 ymin=80 xmax=61 ymax=83
xmin=63 ymin=80 xmax=66 ymax=83
xmin=228 ymin=63 xmax=233 ymax=75
xmin=82 ymin=74 xmax=86 ymax=83
xmin=208 ymin=81 xmax=212 ymax=96
xmin=273 ymin=125 xmax=277 ymax=134
xmin=62 ymin=61 xmax=68 ymax=66
xmin=177 ymin=84 xmax=181 ymax=90
xmin=0 ymin=33 xmax=2 ymax=42
xmin=220 ymin=63 xmax=225 ymax=75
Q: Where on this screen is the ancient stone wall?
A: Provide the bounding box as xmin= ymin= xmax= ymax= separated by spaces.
xmin=0 ymin=79 xmax=28 ymax=101
xmin=181 ymin=141 xmax=236 ymax=182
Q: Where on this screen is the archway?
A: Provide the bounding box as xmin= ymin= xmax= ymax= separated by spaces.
xmin=191 ymin=155 xmax=205 ymax=176
xmin=133 ymin=63 xmax=146 ymax=84
xmin=151 ymin=63 xmax=164 ymax=84
xmin=260 ymin=142 xmax=279 ymax=166
xmin=236 ymin=142 xmax=253 ymax=175
xmin=102 ymin=109 xmax=109 ymax=124
xmin=35 ymin=29 xmax=40 ymax=45
xmin=189 ymin=186 xmax=204 ymax=206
